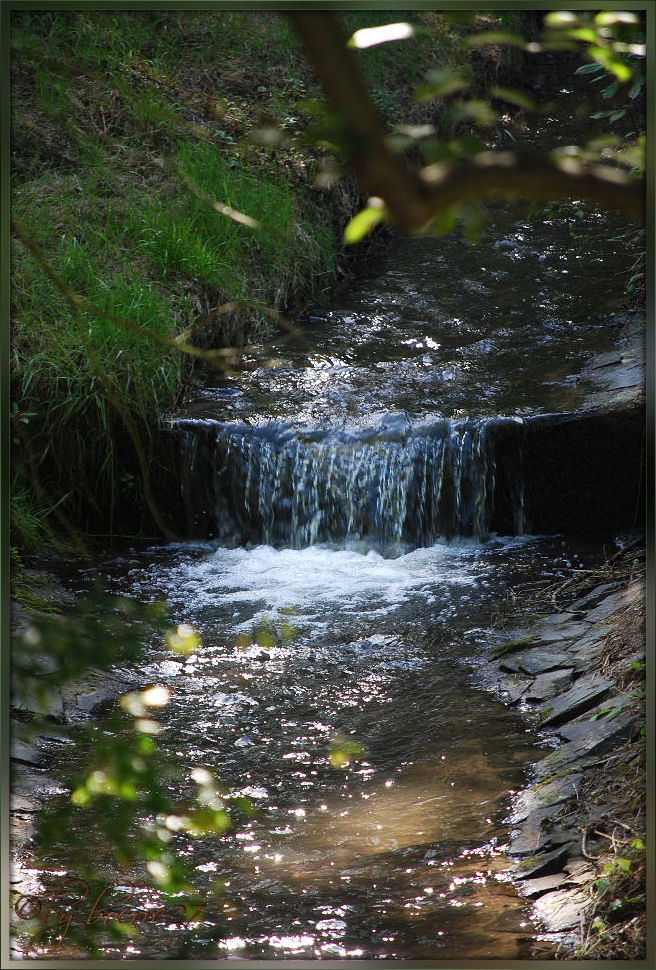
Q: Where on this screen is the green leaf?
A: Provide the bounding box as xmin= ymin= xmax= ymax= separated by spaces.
xmin=385 ymin=134 xmax=415 ymax=153
xmin=545 ymin=11 xmax=580 ymax=28
xmin=489 ymin=86 xmax=535 ymax=110
xmin=460 ymin=204 xmax=485 ymax=244
xmin=589 ymin=47 xmax=632 ymax=82
xmin=576 ymin=61 xmax=605 ymax=75
xmin=430 ymin=208 xmax=458 ymax=235
xmin=617 ymin=857 xmax=632 ymax=873
xmin=421 ymin=138 xmax=455 ymax=165
xmin=328 ymin=733 xmax=364 ymax=768
xmin=567 ymin=28 xmax=599 ymax=43
xmin=601 ymin=81 xmax=620 ymax=99
xmin=610 ymin=110 xmax=627 ymax=122
xmin=464 ymin=31 xmax=527 ymax=49
xmin=415 ymin=68 xmax=467 ymax=103
xmin=446 ymin=100 xmax=497 ymax=126
xmin=595 ymin=11 xmax=639 ymax=26
xmin=450 ymin=133 xmax=486 ymax=156
xmin=343 ymin=204 xmax=386 ymax=244
xmin=349 ymin=22 xmax=415 ymax=50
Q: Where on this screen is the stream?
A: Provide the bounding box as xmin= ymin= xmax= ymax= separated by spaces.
xmin=13 ymin=79 xmax=638 ymax=961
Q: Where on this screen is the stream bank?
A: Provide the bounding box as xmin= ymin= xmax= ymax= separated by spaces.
xmin=472 ymin=544 xmax=647 ymax=959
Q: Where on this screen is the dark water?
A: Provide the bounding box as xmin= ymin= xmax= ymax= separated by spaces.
xmin=13 ymin=82 xmax=636 ymax=961
xmin=181 ymin=204 xmax=632 ymax=426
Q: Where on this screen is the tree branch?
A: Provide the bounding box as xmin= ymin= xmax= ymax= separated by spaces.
xmin=289 ymin=12 xmax=645 ymax=227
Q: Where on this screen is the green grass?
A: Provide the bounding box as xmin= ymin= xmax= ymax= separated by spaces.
xmin=10 ymin=8 xmax=464 ymax=545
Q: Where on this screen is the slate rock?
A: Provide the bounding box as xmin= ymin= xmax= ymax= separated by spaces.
xmin=501 ymin=648 xmax=573 ymax=676
xmin=563 ymin=859 xmax=596 ymax=885
xmin=569 ymin=631 xmax=610 ymax=672
xmin=538 ymin=622 xmax=591 ymax=643
xmin=583 ymin=590 xmax=632 ymax=623
xmin=61 ymin=671 xmax=132 ymax=720
xmin=514 ymin=844 xmax=572 ymax=880
xmin=533 ymin=888 xmax=589 ymax=932
xmin=569 ymin=583 xmax=617 ymax=613
xmin=12 ymin=688 xmax=65 ymax=720
xmin=589 ymin=350 xmax=622 ymax=369
xmin=510 ymin=810 xmax=577 ymax=857
xmin=539 ymin=671 xmax=614 ymax=727
xmin=541 ymin=611 xmax=584 ymax=627
xmin=512 ymin=773 xmax=583 ymax=824
xmin=519 ymin=872 xmax=570 ymax=899
xmin=10 ymin=794 xmax=38 ymax=813
xmin=524 ymin=668 xmax=575 ymax=703
xmin=535 ymin=710 xmax=637 ymax=778
xmin=601 ymin=365 xmax=644 ymax=391
xmin=558 ymin=693 xmax=633 ymax=741
xmin=509 ymin=807 xmax=555 ymax=856
xmin=495 ymin=673 xmax=534 ymax=704
xmin=10 ymin=739 xmax=45 ymax=767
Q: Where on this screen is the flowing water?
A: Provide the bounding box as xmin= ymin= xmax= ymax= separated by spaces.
xmin=14 ymin=81 xmax=637 ymax=960
xmin=32 ymin=533 xmax=599 ymax=961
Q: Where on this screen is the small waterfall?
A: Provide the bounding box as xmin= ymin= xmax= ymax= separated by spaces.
xmin=173 ymin=415 xmax=526 ymax=551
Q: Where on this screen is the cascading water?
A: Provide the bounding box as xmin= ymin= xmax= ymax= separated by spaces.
xmin=174 ymin=414 xmax=525 ymax=551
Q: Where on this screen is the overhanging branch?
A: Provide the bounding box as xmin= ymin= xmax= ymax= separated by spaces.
xmin=289 ymin=12 xmax=645 ymax=227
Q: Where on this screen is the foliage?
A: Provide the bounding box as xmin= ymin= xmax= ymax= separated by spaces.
xmin=11 ymin=586 xmax=169 ymax=719
xmin=328 ymin=732 xmax=365 ymax=769
xmin=11 ymin=589 xmax=252 ymax=957
xmin=579 ymin=822 xmax=646 ymax=960
xmin=332 ymin=10 xmax=646 ymax=244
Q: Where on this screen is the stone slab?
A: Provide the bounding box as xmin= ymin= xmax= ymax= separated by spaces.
xmin=539 ymin=671 xmax=614 ymax=727
xmin=510 ymin=808 xmax=578 ymax=857
xmin=556 ymin=692 xmax=634 ymax=742
xmin=501 ymin=648 xmax=574 ymax=676
xmin=538 ymin=622 xmax=591 ymax=643
xmin=599 ymin=365 xmax=644 ymax=391
xmin=510 ymin=807 xmax=558 ymax=856
xmin=563 ymin=859 xmax=597 ymax=885
xmin=583 ymin=589 xmax=632 ymax=623
xmin=514 ymin=844 xmax=572 ymax=880
xmin=10 ymin=740 xmax=45 ymax=767
xmin=533 ymin=888 xmax=589 ymax=932
xmin=495 ymin=673 xmax=534 ymax=704
xmin=524 ymin=668 xmax=575 ymax=703
xmin=569 ymin=584 xmax=618 ymax=612
xmin=10 ymin=794 xmax=38 ymax=813
xmin=541 ymin=611 xmax=585 ymax=627
xmin=519 ymin=872 xmax=570 ymax=899
xmin=569 ymin=633 xmax=610 ymax=672
xmin=512 ymin=773 xmax=583 ymax=824
xmin=535 ymin=710 xmax=637 ymax=778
